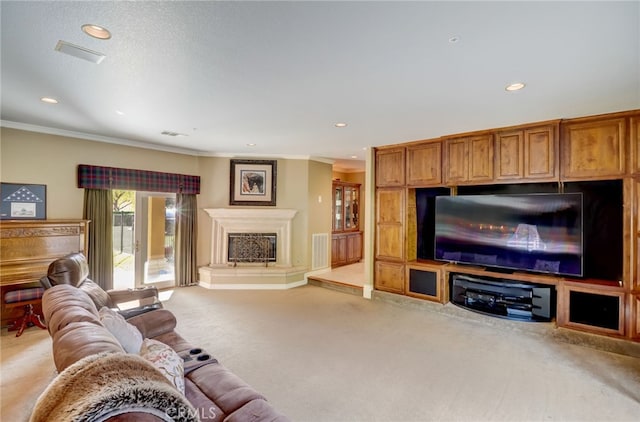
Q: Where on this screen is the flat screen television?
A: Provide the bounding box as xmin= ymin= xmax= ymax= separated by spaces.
xmin=434 ymin=193 xmax=583 ymax=277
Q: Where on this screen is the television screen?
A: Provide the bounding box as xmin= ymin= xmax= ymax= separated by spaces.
xmin=434 ymin=193 xmax=583 ymax=277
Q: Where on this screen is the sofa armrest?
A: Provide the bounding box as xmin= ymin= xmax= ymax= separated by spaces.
xmin=126 ymin=309 xmax=177 ymax=339
xmin=107 ymin=286 xmax=159 ymax=304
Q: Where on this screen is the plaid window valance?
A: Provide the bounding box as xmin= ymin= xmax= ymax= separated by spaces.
xmin=78 ymin=164 xmax=200 ymax=194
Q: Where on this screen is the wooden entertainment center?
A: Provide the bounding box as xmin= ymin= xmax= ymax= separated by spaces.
xmin=374 ymin=109 xmax=640 ymax=342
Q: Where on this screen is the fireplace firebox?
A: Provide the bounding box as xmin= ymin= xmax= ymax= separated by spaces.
xmin=227 ymin=233 xmax=277 ymax=265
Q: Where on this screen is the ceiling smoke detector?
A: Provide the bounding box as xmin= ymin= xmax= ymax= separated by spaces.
xmin=55 ymin=40 xmax=105 ymax=64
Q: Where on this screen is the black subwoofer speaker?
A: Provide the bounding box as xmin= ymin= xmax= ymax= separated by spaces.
xmin=569 ymin=291 xmax=620 ymax=330
xmin=409 ymin=269 xmax=438 ymax=297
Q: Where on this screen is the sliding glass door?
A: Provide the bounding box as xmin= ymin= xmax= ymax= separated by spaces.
xmin=112 ymin=190 xmax=175 ymax=290
xmin=134 ymin=192 xmax=176 ymax=289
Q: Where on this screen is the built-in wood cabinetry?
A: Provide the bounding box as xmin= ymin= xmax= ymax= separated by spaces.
xmin=0 ymin=219 xmax=89 ymax=326
xmin=374 ymin=108 xmax=640 ymax=342
xmin=443 ymin=133 xmax=494 ymax=185
xmin=331 ymin=181 xmax=362 ymax=267
xmin=495 ymin=122 xmax=559 ymax=181
xmin=560 ymin=115 xmax=627 ymax=180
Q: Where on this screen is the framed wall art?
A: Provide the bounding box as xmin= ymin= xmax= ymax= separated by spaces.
xmin=229 ymin=159 xmax=277 ymax=206
xmin=1 ymin=183 xmax=47 ymax=219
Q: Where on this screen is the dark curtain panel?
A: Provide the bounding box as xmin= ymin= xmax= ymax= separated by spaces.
xmin=175 ymin=193 xmax=198 ymax=286
xmin=83 ymin=188 xmax=113 ymax=290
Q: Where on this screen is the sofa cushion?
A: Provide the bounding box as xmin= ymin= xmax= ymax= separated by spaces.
xmin=126 ymin=309 xmax=177 ymax=339
xmin=51 ymin=321 xmax=125 ymax=372
xmin=99 ymin=307 xmax=144 ymax=353
xmin=42 ymin=285 xmax=101 ymax=336
xmin=140 ymin=338 xmax=185 ymax=394
xmin=80 ymin=279 xmax=114 ymax=309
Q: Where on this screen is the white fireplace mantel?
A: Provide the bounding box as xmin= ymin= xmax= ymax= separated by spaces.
xmin=204 ymin=208 xmax=298 ymax=267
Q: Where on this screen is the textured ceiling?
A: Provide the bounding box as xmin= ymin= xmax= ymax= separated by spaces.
xmin=1 ymin=1 xmax=639 ymax=172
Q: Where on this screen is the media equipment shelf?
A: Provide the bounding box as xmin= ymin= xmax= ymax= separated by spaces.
xmin=450 ymin=273 xmax=555 ymax=322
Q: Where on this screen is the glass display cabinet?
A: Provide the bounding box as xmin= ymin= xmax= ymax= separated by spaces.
xmin=332 ymin=181 xmax=362 ymax=267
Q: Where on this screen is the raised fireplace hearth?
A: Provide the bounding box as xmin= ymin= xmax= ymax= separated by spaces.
xmin=199 ymin=208 xmax=306 ymax=289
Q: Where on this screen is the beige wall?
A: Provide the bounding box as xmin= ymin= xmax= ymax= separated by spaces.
xmin=0 ymin=128 xmax=199 ymax=219
xmin=307 ymin=160 xmax=333 ymax=268
xmin=1 ymin=128 xmax=334 ymax=274
xmin=196 ymin=156 xmax=330 ymax=269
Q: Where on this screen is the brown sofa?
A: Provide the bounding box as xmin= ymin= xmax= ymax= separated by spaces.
xmin=33 ymin=283 xmax=289 ymax=421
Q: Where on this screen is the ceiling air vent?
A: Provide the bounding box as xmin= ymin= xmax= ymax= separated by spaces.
xmin=161 ymin=131 xmax=187 ymax=137
xmin=55 ymin=40 xmax=105 ymax=64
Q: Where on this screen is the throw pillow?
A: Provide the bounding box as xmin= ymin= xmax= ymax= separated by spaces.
xmin=98 ymin=307 xmax=144 ymax=353
xmin=139 ymin=338 xmax=185 ymax=394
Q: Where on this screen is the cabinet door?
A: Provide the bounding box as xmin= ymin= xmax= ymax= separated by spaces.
xmin=406 ymin=140 xmax=442 ymax=186
xmin=468 ymin=135 xmax=494 ymax=182
xmin=561 ymin=117 xmax=626 ymax=180
xmin=346 ymin=232 xmax=362 ymax=264
xmin=344 ymin=186 xmax=359 ymax=230
xmin=375 ymin=260 xmax=405 ymax=294
xmin=495 ymin=130 xmax=524 ymax=180
xmin=524 ymin=125 xmax=557 ymax=179
xmin=331 ymin=234 xmax=347 ymax=267
xmin=443 ymin=138 xmax=468 ymax=184
xmin=631 ymin=114 xmax=640 ymax=174
xmin=376 ymin=147 xmax=405 ymax=187
xmin=333 ymin=185 xmax=343 ymax=231
xmin=375 ymin=188 xmax=404 ymax=260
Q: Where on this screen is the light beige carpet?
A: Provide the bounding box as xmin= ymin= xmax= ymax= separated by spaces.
xmin=2 ymin=284 xmax=640 ymax=421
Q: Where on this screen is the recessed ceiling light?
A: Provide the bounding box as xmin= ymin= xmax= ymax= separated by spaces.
xmin=335 ymin=122 xmax=347 ymax=128
xmin=115 ymin=110 xmax=124 ymax=116
xmin=505 ymin=82 xmax=526 ymax=91
xmin=247 ymin=143 xmax=256 ymax=147
xmin=351 ymin=155 xmax=358 ymax=159
xmin=40 ymin=97 xmax=58 ymax=104
xmin=82 ymin=24 xmax=111 ymax=40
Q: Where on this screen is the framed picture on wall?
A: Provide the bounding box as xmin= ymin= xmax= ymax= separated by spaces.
xmin=0 ymin=183 xmax=47 ymax=219
xmin=229 ymin=159 xmax=277 ymax=206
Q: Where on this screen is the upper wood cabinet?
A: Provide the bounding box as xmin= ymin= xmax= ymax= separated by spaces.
xmin=560 ymin=116 xmax=627 ymax=180
xmin=495 ymin=122 xmax=559 ymax=182
xmin=443 ymin=133 xmax=494 ymax=185
xmin=376 ymin=147 xmax=405 ymax=187
xmin=406 ymin=140 xmax=442 ymax=186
